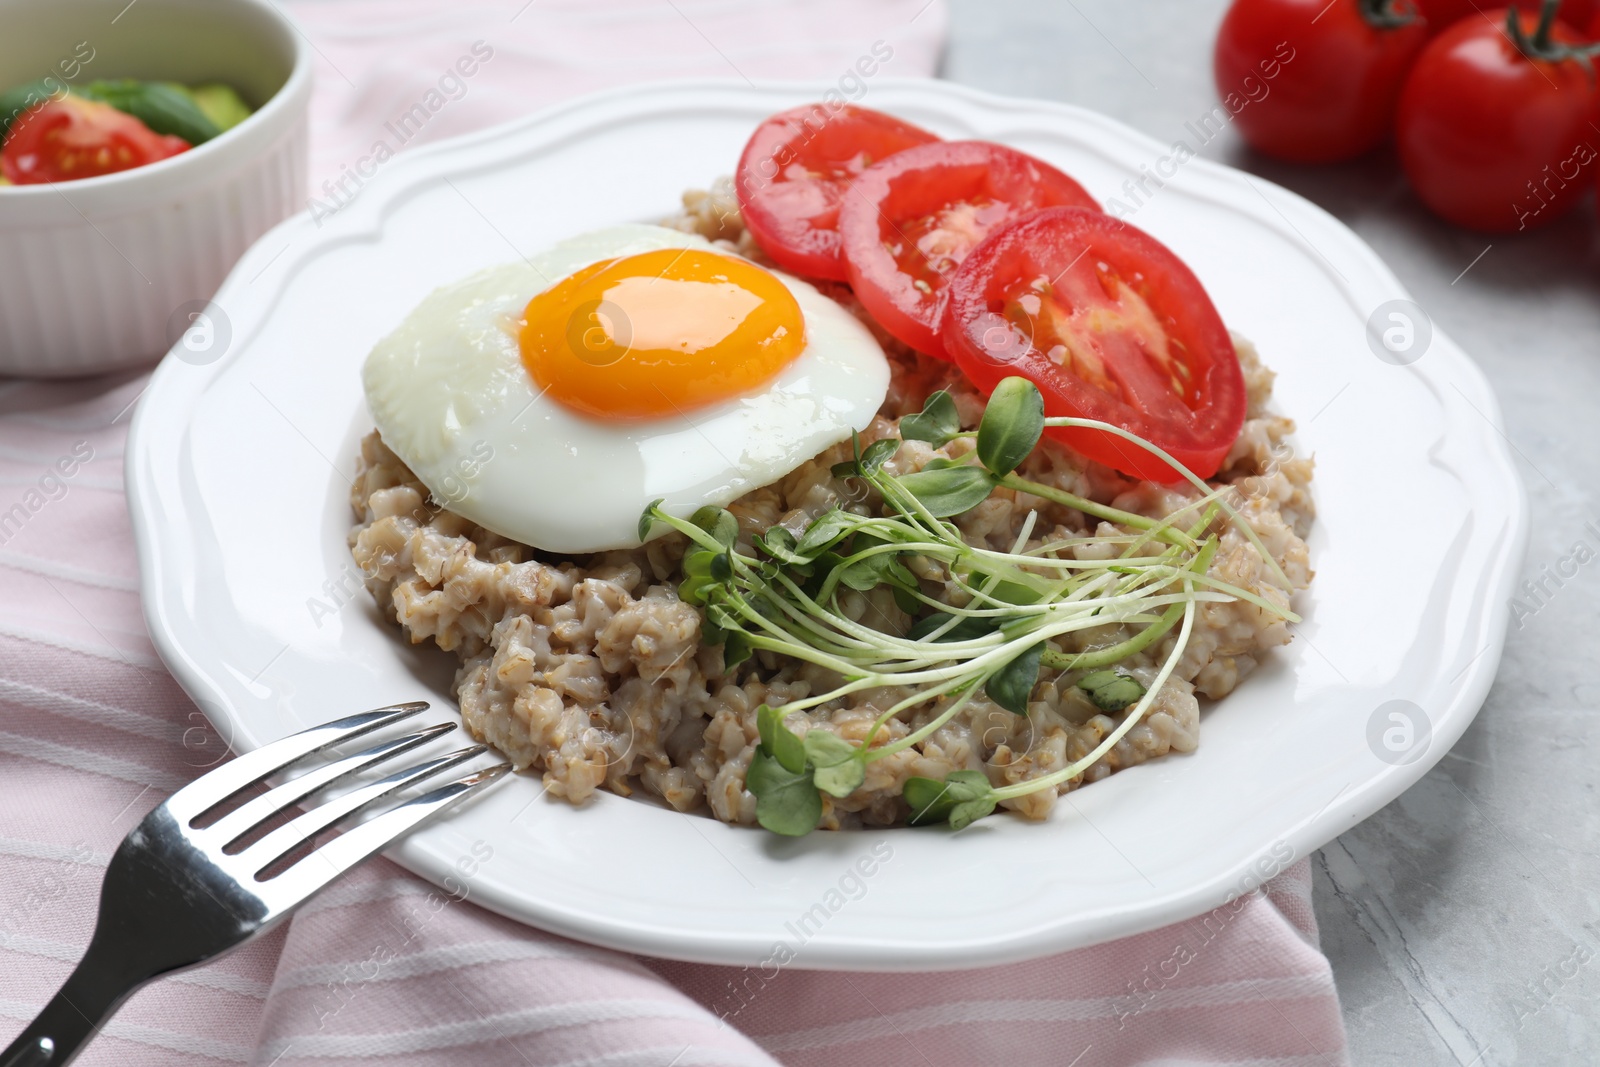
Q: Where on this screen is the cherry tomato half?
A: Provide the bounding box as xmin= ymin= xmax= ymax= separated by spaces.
xmin=1396 ymin=6 xmax=1598 ymax=231
xmin=1 ymin=94 xmax=189 ymax=184
xmin=942 ymin=207 xmax=1245 ymax=483
xmin=734 ymin=104 xmax=939 ymax=282
xmin=838 ymin=141 xmax=1099 ymax=358
xmin=1215 ymin=0 xmax=1430 ymax=164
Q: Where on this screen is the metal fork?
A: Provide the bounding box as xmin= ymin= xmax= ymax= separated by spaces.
xmin=0 ymin=701 xmax=510 ymax=1067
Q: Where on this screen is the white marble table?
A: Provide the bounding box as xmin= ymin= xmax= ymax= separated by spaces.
xmin=942 ymin=2 xmax=1600 ymax=1062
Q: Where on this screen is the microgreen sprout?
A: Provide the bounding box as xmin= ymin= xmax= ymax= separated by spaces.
xmin=638 ymin=377 xmax=1299 ymax=837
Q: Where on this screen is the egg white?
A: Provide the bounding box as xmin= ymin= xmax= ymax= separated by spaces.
xmin=363 ymin=224 xmax=891 ymax=554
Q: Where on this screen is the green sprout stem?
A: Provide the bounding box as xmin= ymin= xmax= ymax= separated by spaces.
xmin=1038 ymin=415 xmax=1294 ymax=590
xmin=998 ymin=473 xmax=1198 ymax=550
xmin=864 ymin=681 xmax=984 ymax=761
xmin=1039 ymin=537 xmax=1218 ymax=671
xmin=640 ymin=379 xmax=1303 ymax=835
xmin=991 ymin=568 xmax=1200 ymax=802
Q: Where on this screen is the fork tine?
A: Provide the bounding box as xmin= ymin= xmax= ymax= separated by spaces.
xmin=261 ymin=763 xmax=512 ymax=904
xmin=242 ymin=745 xmax=489 ymax=876
xmin=164 ymin=701 xmax=429 ymax=825
xmin=202 ymin=721 xmax=458 ymax=848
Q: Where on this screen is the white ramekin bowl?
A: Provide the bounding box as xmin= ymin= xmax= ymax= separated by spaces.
xmin=0 ymin=0 xmax=311 ymax=377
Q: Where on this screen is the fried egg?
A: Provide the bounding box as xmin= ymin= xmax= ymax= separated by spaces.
xmin=363 ymin=224 xmax=890 ymax=553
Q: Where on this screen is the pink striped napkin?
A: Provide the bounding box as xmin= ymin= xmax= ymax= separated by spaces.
xmin=0 ymin=3 xmax=1351 ymax=1064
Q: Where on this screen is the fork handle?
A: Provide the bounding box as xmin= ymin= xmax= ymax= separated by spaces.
xmin=1 ymin=938 xmax=139 ymax=1067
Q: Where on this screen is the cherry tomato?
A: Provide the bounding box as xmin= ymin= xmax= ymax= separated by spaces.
xmin=734 ymin=104 xmax=938 ymax=282
xmin=837 ymin=141 xmax=1099 ymax=358
xmin=1396 ymin=4 xmax=1599 ymax=231
xmin=1561 ymin=0 xmax=1597 ymax=26
xmin=942 ymin=207 xmax=1245 ymax=483
xmin=1214 ymin=0 xmax=1430 ymax=163
xmin=1 ymin=94 xmax=188 ymax=184
xmin=1413 ymin=0 xmax=1475 ymax=24
xmin=1419 ymin=0 xmax=1595 ymax=30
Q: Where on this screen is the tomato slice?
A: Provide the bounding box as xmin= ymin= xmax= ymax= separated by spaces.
xmin=942 ymin=207 xmax=1245 ymax=482
xmin=838 ymin=141 xmax=1099 ymax=359
xmin=1 ymin=95 xmax=189 ymax=185
xmin=735 ymin=104 xmax=939 ymax=282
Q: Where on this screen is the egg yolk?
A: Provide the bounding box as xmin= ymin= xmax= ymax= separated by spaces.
xmin=519 ymin=248 xmax=807 ymax=420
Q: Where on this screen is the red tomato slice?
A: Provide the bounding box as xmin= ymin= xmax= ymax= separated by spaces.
xmin=838 ymin=141 xmax=1099 ymax=359
xmin=942 ymin=207 xmax=1245 ymax=482
xmin=735 ymin=104 xmax=938 ymax=282
xmin=1 ymin=94 xmax=188 ymax=185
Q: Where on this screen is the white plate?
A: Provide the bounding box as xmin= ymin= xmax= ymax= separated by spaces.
xmin=127 ymin=79 xmax=1528 ymax=971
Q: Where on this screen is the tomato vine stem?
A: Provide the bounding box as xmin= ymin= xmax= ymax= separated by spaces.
xmin=1358 ymin=0 xmax=1422 ymax=31
xmin=1506 ymin=0 xmax=1600 ymax=66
